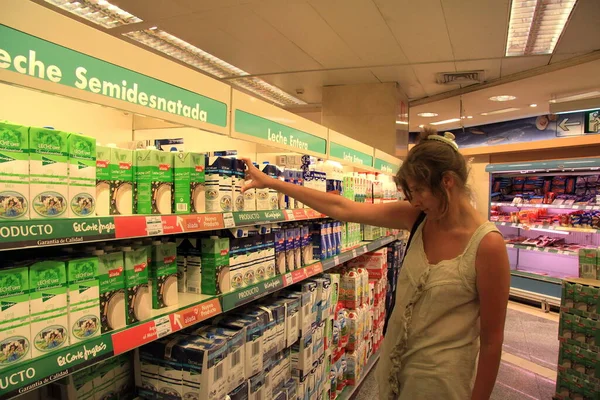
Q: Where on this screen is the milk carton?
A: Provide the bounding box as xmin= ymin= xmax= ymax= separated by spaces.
xmin=29 ymin=260 xmax=68 ymax=358
xmin=0 ymin=266 xmax=30 ymax=370
xmin=179 ymin=337 xmax=229 ymax=400
xmin=66 ymin=257 xmax=100 ymax=344
xmin=0 ymin=122 xmax=29 ymax=220
xmin=123 ymin=246 xmax=151 ymax=324
xmin=96 ymin=145 xmax=134 ymax=216
xmin=95 ymin=250 xmax=126 ymax=333
xmin=232 ymin=158 xmax=246 ymax=212
xmin=205 ymin=156 xmax=233 ymax=212
xmin=149 ymin=241 xmax=178 ymax=309
xmin=67 ymin=133 xmax=96 ymax=217
xmin=29 ymin=127 xmax=69 ymax=219
xmin=201 ymin=236 xmax=230 ymax=295
xmin=216 ymin=315 xmax=264 ymax=378
xmin=174 ymin=152 xmax=206 ymax=214
xmin=135 ymin=148 xmax=173 ymax=215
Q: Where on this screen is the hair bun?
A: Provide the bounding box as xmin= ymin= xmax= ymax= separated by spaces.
xmin=443 ymin=132 xmax=455 ymax=140
xmin=417 ymin=126 xmax=438 ymax=143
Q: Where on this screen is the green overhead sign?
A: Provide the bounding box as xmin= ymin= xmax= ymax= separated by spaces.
xmin=0 ymin=25 xmax=228 ymax=127
xmin=329 ymin=142 xmax=373 ymax=166
xmin=375 ymin=158 xmax=399 ymax=174
xmin=234 ymin=110 xmax=327 ymax=154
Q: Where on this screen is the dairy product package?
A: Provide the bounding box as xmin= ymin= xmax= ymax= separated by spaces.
xmin=29 ymin=127 xmax=69 ymax=219
xmin=135 ymin=148 xmax=173 ymax=215
xmin=229 ymin=380 xmax=249 ymax=400
xmin=216 ymin=315 xmax=264 ymax=377
xmin=96 ymin=145 xmax=134 ymax=216
xmin=0 ymin=122 xmax=30 ymax=220
xmin=201 ymin=236 xmax=230 ymax=295
xmin=67 ymin=133 xmax=96 ymax=217
xmin=229 ymin=237 xmax=249 ymax=291
xmin=205 ymin=156 xmax=233 ymax=212
xmin=178 ymin=337 xmax=229 ymax=400
xmin=96 ymin=250 xmax=126 ymax=333
xmin=29 ymin=260 xmax=69 ymax=358
xmin=149 ymin=241 xmax=178 ymax=309
xmin=258 ymin=303 xmax=286 ymax=353
xmin=248 ymin=371 xmax=266 ymax=400
xmin=232 ymin=158 xmax=245 ymax=212
xmin=0 ymin=266 xmax=30 ymax=370
xmin=124 ymin=246 xmax=151 ymax=323
xmin=66 ymin=257 xmax=100 ymax=344
xmin=186 ymin=240 xmax=202 ymax=294
xmin=274 ymin=229 xmax=287 ymax=275
xmin=285 ymin=227 xmax=295 ymax=272
xmin=274 ymin=297 xmax=300 ymax=348
xmin=174 ymin=151 xmax=206 ymax=214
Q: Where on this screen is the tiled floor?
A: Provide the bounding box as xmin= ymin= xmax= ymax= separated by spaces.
xmin=353 ymin=302 xmax=559 ymax=400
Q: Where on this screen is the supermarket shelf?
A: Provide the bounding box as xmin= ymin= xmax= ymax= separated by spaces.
xmin=494 ymin=221 xmax=600 ymax=234
xmin=0 ymin=234 xmax=398 ymax=399
xmin=511 ymin=269 xmax=563 ymax=284
xmin=335 ymin=350 xmax=381 ymax=400
xmin=491 ymin=202 xmax=600 ymax=211
xmin=506 ymin=243 xmax=578 ymax=256
xmin=509 ymin=271 xmax=562 ymax=308
xmin=0 ymin=209 xmax=326 ymax=251
xmin=563 ymin=277 xmax=600 ymax=287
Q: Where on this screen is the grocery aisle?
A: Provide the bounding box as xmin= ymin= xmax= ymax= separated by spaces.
xmin=353 ymin=302 xmax=559 ymax=400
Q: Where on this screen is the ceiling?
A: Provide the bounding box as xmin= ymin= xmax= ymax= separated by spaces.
xmin=36 ymin=0 xmax=600 ymax=129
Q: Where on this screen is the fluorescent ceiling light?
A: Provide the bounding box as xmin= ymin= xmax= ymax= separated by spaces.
xmin=124 ymin=29 xmax=307 ymax=106
xmin=556 ymin=107 xmax=600 ymax=115
xmin=417 ymin=112 xmax=438 ymax=117
xmin=530 ymin=103 xmax=537 ymax=107
xmin=506 ymin=0 xmax=577 ymax=56
xmin=44 ymin=0 xmax=142 ymax=29
xmin=480 ymin=107 xmax=520 ymax=116
xmin=549 ymin=91 xmax=600 ymax=103
xmin=467 ymin=116 xmax=473 ymax=119
xmin=430 ymin=118 xmax=461 ymax=125
xmin=489 ymin=95 xmax=516 ymax=102
xmin=395 ymin=120 xmax=408 ymax=125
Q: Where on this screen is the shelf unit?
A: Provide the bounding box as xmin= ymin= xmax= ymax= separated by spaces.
xmin=0 ymin=234 xmax=398 ymax=399
xmin=486 ymin=158 xmax=600 ymax=309
xmin=335 ymin=350 xmax=381 ymax=400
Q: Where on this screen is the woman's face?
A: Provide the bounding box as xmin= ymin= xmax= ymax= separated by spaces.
xmin=406 ymin=179 xmax=443 ymax=216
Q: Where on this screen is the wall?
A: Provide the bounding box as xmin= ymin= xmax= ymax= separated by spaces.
xmin=467 ymin=155 xmax=491 ymax=219
xmin=0 ymin=83 xmax=133 ymax=143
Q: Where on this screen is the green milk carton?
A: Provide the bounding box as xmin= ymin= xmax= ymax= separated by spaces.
xmin=149 ymin=241 xmax=178 ymax=309
xmin=0 ymin=266 xmax=30 ymax=370
xmin=135 ymin=148 xmax=173 ymax=215
xmin=66 ymin=257 xmax=100 ymax=344
xmin=201 ymin=236 xmax=230 ymax=295
xmin=29 ymin=260 xmax=68 ymax=358
xmin=123 ymin=246 xmax=151 ymax=323
xmin=95 ymin=250 xmax=126 ymax=333
xmin=0 ymin=122 xmax=30 ymax=220
xmin=96 ymin=145 xmax=134 ymax=216
xmin=579 ymin=248 xmax=598 ymax=280
xmin=29 ymin=127 xmax=70 ymax=219
xmin=68 ymin=133 xmax=96 ymax=218
xmin=174 ymin=152 xmax=205 ymax=214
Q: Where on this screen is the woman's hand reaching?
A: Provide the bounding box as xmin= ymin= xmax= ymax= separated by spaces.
xmin=240 ymin=158 xmax=274 ymax=192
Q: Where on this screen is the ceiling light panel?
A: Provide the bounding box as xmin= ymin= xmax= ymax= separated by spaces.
xmin=44 ymin=0 xmax=142 ymax=29
xmin=430 ymin=118 xmax=461 ymax=125
xmin=417 ymin=112 xmax=438 ymax=117
xmin=480 ymin=107 xmax=521 ymax=116
xmin=506 ymin=0 xmax=577 ymax=56
xmin=396 ymin=121 xmax=408 ymax=125
xmin=489 ymin=95 xmax=517 ymax=102
xmin=124 ymin=29 xmax=306 ymax=106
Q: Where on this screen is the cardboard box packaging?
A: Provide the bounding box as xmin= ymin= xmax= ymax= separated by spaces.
xmin=0 ymin=122 xmax=30 ymax=220
xmin=0 ymin=266 xmax=30 ymax=370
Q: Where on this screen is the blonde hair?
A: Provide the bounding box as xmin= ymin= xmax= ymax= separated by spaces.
xmin=394 ymin=127 xmax=469 ymax=215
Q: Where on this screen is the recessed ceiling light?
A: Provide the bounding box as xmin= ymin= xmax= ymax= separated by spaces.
xmin=480 ymin=107 xmax=520 ymax=116
xmin=529 ymin=104 xmax=537 ymax=107
xmin=489 ymin=95 xmax=517 ymax=102
xmin=149 ymin=26 xmax=158 ymax=30
xmin=430 ymin=118 xmax=461 ymax=126
xmin=418 ymin=124 xmax=425 ymax=128
xmin=467 ymin=116 xmax=473 ymax=119
xmin=44 ymin=0 xmax=143 ymax=29
xmin=417 ymin=112 xmax=438 ymax=117
xmin=549 ymin=91 xmax=600 ymax=103
xmin=506 ymin=0 xmax=577 ymax=57
xmin=395 ymin=121 xmax=408 ymax=125
xmin=123 ymin=29 xmax=307 ymax=106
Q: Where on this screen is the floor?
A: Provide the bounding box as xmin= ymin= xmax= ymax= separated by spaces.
xmin=353 ymin=301 xmax=559 ymax=400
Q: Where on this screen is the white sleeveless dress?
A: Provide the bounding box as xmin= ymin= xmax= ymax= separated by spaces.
xmin=376 ymin=220 xmax=502 ymax=400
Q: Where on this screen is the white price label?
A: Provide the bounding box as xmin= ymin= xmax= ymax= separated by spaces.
xmin=352 ymin=249 xmax=358 ymax=259
xmin=145 ymin=216 xmax=164 ymax=235
xmin=223 ymin=212 xmax=235 ymax=228
xmin=573 ymin=205 xmax=580 ymax=210
xmin=559 ymin=205 xmax=567 ymax=209
xmin=285 ymin=210 xmax=295 ymax=220
xmin=154 ymin=316 xmax=172 ymax=338
xmin=535 ymin=204 xmax=542 ymax=208
xmin=585 ymin=206 xmax=593 ymax=210
xmin=285 ymin=273 xmax=293 ymax=284
xmin=334 ymin=256 xmax=340 ymax=265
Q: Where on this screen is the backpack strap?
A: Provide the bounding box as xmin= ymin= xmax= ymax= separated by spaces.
xmin=383 ymin=212 xmax=426 ymax=335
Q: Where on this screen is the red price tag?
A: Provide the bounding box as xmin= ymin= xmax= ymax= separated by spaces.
xmin=292 ymin=269 xmax=308 ymax=283
xmin=112 ymin=320 xmax=158 ymax=355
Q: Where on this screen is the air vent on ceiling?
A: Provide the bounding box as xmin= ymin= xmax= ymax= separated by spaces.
xmin=436 ymin=70 xmax=485 ymax=85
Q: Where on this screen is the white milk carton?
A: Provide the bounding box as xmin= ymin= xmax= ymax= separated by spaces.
xmin=67 ymin=133 xmax=96 ymax=217
xmin=66 ymin=257 xmax=100 ymax=344
xmin=0 ymin=266 xmax=30 ymax=370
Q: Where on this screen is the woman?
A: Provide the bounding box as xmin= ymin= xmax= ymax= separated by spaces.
xmin=243 ymin=127 xmax=510 ymax=399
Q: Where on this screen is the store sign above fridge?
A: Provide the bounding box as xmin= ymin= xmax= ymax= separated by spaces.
xmin=0 ymin=25 xmax=228 ymax=127
xmin=234 ymin=110 xmax=327 ymax=154
xmin=329 ymin=142 xmax=373 ymax=167
xmin=374 ymin=158 xmax=398 ymax=174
